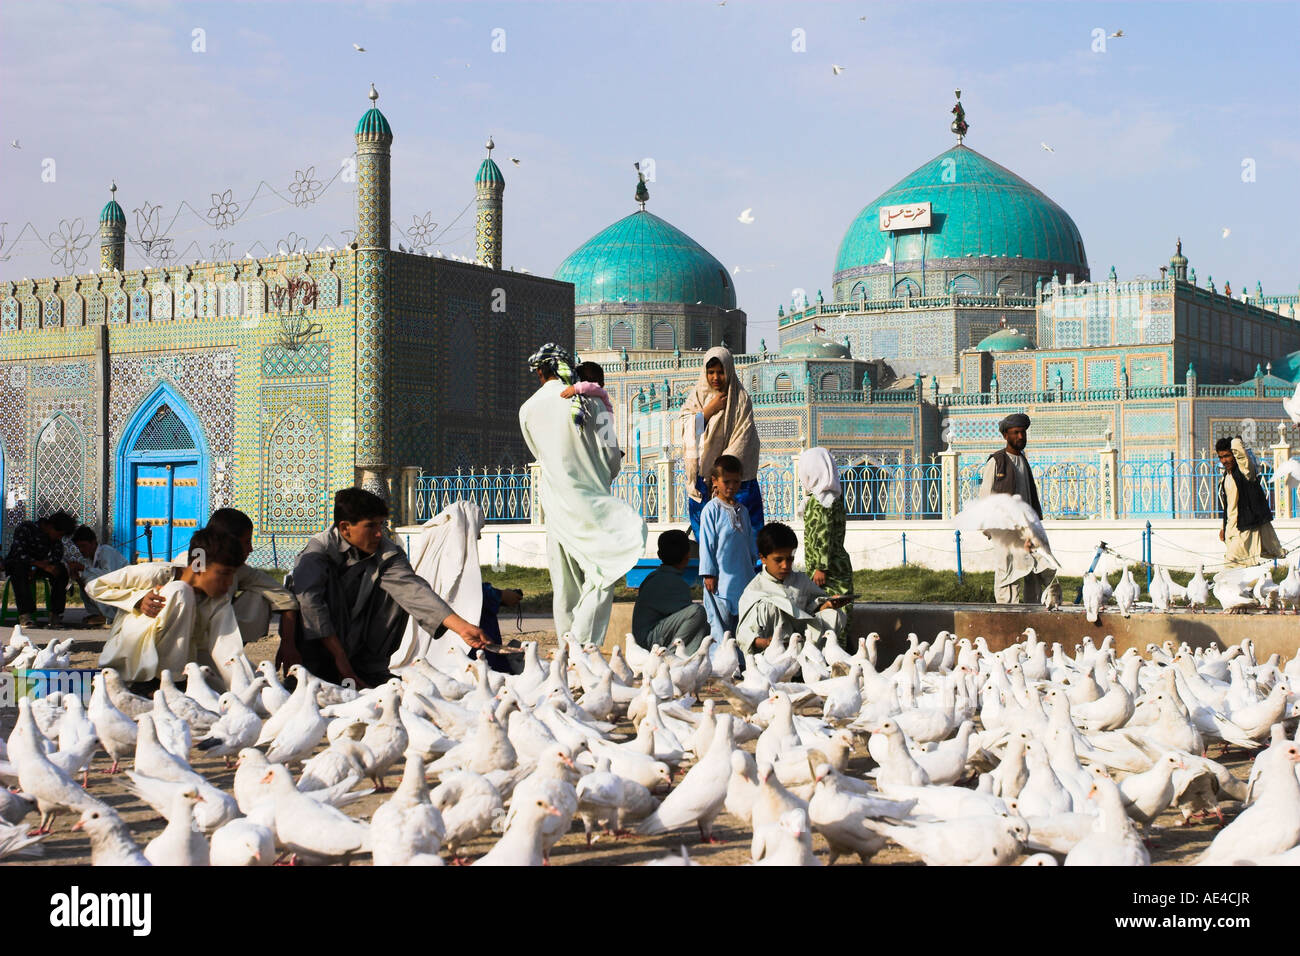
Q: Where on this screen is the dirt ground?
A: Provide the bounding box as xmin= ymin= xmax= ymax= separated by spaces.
xmin=0 ymin=613 xmax=1249 ymax=867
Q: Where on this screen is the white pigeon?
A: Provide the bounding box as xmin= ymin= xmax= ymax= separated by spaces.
xmin=102 ymin=667 xmax=152 ymax=718
xmin=360 ymin=687 xmax=409 ymax=790
xmin=509 ymin=745 xmax=579 ymax=862
xmin=807 ymin=764 xmax=899 ymax=865
xmin=195 ymin=692 xmax=263 ymax=765
xmin=144 ymin=786 xmax=209 ymax=866
xmin=10 ymin=698 xmax=106 ymax=833
xmin=1040 ymin=142 xmax=1054 ymax=152
xmin=737 ymin=208 xmax=755 ymax=225
xmin=752 ymin=808 xmax=821 ymax=866
xmin=1063 ymin=769 xmax=1150 ymax=866
xmin=258 ymin=763 xmax=370 ymax=865
xmin=1186 ymin=566 xmax=1210 ymax=611
xmin=863 ymin=814 xmax=1028 ymax=866
xmin=181 ymin=663 xmax=226 ymax=714
xmin=1198 ymin=740 xmax=1300 ymax=865
xmin=370 ymin=753 xmax=446 ymax=866
xmin=150 ymin=690 xmax=192 ymax=758
xmin=474 ymin=797 xmax=561 ymax=866
xmin=0 ymin=820 xmax=45 ymax=860
xmin=210 ymin=816 xmax=276 ymax=866
xmin=831 ymin=64 xmax=845 ymax=75
xmin=73 ymin=805 xmax=150 ymax=865
xmin=575 ymin=755 xmax=658 ymax=843
xmin=431 ymin=770 xmax=505 ymax=862
xmin=265 ymin=675 xmax=329 ymax=766
xmin=160 ymin=669 xmax=220 ymax=732
xmin=955 ymin=493 xmax=1059 ymax=569
xmin=637 ymin=714 xmax=736 ymax=842
xmin=1113 ymin=565 xmax=1139 ymax=617
xmin=122 ymin=770 xmax=239 ymax=833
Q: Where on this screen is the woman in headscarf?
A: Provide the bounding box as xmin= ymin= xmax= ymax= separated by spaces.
xmin=799 ymin=447 xmax=853 ymax=635
xmin=681 ymin=347 xmax=763 ymax=544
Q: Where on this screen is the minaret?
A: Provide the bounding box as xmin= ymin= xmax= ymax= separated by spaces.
xmin=353 ymin=83 xmax=394 ymax=497
xmin=475 ymin=136 xmax=504 ymax=269
xmin=1169 ymin=237 xmax=1188 ymax=282
xmin=99 ymin=183 xmax=125 ymax=272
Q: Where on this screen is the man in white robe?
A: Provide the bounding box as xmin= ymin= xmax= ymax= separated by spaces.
xmin=89 ymin=528 xmax=246 ymax=686
xmin=519 ymin=343 xmax=646 ymax=646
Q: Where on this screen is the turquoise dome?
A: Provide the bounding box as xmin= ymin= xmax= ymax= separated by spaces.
xmin=1276 ymin=350 xmax=1300 ymax=383
xmin=781 ymin=336 xmax=850 ymax=359
xmin=975 ymin=327 xmax=1033 ymax=352
xmin=99 ymin=199 xmax=125 ymax=225
xmin=834 ymin=145 xmax=1087 ymax=277
xmin=355 ymin=106 xmax=392 ymax=140
xmin=555 ymin=210 xmax=737 ymax=309
xmin=476 ymin=157 xmax=504 ymax=187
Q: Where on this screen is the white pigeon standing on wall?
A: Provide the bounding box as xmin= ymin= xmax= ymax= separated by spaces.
xmin=1113 ymin=565 xmax=1138 ymax=618
xmin=1186 ymin=566 xmax=1210 ymax=611
xmin=1082 ymin=573 xmax=1104 ymax=624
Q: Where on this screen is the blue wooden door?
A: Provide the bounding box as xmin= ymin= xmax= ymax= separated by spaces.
xmin=132 ymin=464 xmax=171 ymax=561
xmin=131 ymin=461 xmax=200 ymax=561
xmin=171 ymin=463 xmax=201 ymax=559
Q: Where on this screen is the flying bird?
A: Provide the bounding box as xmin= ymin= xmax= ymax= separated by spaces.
xmin=732 ymin=266 xmax=741 ymax=275
xmin=1222 ymin=227 xmax=1231 ymax=239
xmin=8 ymin=140 xmax=19 ymax=149
xmin=510 ymin=158 xmax=521 ymax=166
xmin=353 ymin=43 xmax=366 ymax=52
xmin=1109 ymin=29 xmax=1125 ymax=38
xmin=859 ymin=15 xmax=867 ymax=21
xmin=738 ymin=208 xmax=755 ymax=225
xmin=1040 ymin=142 xmax=1055 ymax=152
xmin=832 ymin=64 xmax=845 ymax=75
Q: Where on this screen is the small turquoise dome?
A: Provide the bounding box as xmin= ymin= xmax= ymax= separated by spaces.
xmin=99 ymin=198 xmax=125 ymax=226
xmin=835 ymin=144 xmax=1087 ymax=279
xmin=1276 ymin=350 xmax=1300 ymax=383
xmin=555 ymin=210 xmax=736 ymax=309
xmin=476 ymin=157 xmax=504 ymax=187
xmin=780 ymin=336 xmax=850 ymax=359
xmin=975 ymin=327 xmax=1033 ymax=352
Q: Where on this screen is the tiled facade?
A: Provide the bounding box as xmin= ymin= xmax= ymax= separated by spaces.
xmin=0 ymin=93 xmax=573 ymax=558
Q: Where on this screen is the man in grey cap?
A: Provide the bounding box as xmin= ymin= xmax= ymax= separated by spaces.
xmin=979 ymin=413 xmax=1060 ymax=604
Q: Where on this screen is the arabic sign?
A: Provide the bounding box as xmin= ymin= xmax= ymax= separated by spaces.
xmin=879 ymin=201 xmax=932 ymax=231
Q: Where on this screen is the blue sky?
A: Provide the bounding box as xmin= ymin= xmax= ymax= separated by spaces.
xmin=2 ymin=0 xmax=1297 ymax=341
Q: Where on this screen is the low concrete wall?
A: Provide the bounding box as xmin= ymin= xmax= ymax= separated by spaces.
xmin=603 ymin=600 xmax=1300 ymax=665
xmin=398 ymin=518 xmax=1300 ymax=577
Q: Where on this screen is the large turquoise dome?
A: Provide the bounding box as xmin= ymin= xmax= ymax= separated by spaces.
xmin=555 ymin=210 xmax=736 ymax=309
xmin=834 ymin=145 xmax=1087 ymax=280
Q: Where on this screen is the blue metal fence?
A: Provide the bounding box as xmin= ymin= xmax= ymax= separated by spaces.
xmin=413 ymin=468 xmax=532 ymax=524
xmin=840 ymin=461 xmax=942 ymax=519
xmin=1119 ymin=456 xmax=1276 ymax=519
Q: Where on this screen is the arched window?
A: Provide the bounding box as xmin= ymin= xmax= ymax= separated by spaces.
xmin=820 ymin=372 xmax=841 ymax=391
xmin=265 ymin=406 xmax=326 ymax=533
xmin=850 ymin=281 xmax=867 ymax=303
xmin=774 ymin=373 xmax=792 ymax=392
xmin=574 ymin=321 xmax=593 ymax=351
xmin=894 ymin=278 xmax=920 ymax=298
xmin=33 ymin=413 xmax=86 ymax=521
xmin=750 ymin=373 xmax=760 ymax=392
xmin=950 ymin=274 xmax=980 ymax=294
xmin=651 ymin=321 xmax=674 ymax=350
xmin=610 ymin=321 xmax=633 ymax=349
xmin=996 ymin=275 xmax=1019 ymax=296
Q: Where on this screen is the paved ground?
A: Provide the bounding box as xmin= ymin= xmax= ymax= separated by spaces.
xmin=0 ymin=609 xmax=1252 ymax=866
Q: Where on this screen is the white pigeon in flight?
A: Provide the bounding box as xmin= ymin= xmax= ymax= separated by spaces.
xmin=1040 ymin=142 xmax=1055 ymax=152
xmin=1222 ymin=227 xmax=1231 ymax=239
xmin=832 ymin=64 xmax=845 ymax=75
xmin=737 ymin=208 xmax=755 ymax=225
xmin=352 ymin=43 xmax=365 ymax=51
xmin=955 ymin=493 xmax=1060 ymax=570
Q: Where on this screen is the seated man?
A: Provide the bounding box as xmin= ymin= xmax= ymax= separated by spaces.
xmin=631 ymin=529 xmax=709 ymax=653
xmin=286 ymin=488 xmax=489 ymax=689
xmin=204 ymin=508 xmax=300 ymax=656
xmin=735 ymin=522 xmax=851 ymax=653
xmin=3 ymin=510 xmax=78 ymax=628
xmin=68 ymin=525 xmax=128 ymax=627
xmin=89 ymin=528 xmax=246 ymax=686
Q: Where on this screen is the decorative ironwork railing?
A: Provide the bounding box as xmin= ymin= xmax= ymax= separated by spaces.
xmin=1119 ymin=457 xmax=1276 ymax=519
xmin=413 ymin=468 xmax=532 ymax=523
xmin=839 ymin=461 xmax=942 ymax=519
xmin=957 ymin=457 xmax=1104 ymax=518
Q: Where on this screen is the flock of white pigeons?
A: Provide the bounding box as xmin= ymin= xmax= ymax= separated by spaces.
xmin=3 ymin=611 xmax=1300 ymax=867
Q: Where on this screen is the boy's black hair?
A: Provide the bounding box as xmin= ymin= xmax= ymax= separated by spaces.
xmin=207 ymin=507 xmax=254 ymax=538
xmin=43 ymin=510 xmax=78 ymax=536
xmin=575 ymin=361 xmax=605 ymax=387
xmin=710 ymin=454 xmax=742 ymax=479
xmin=757 ymin=522 xmax=798 ymax=556
xmin=71 ymin=525 xmax=98 ymax=544
xmin=334 ymin=487 xmax=389 ymax=525
xmin=187 ymin=527 xmax=246 ymax=570
xmin=657 ymin=529 xmax=691 ymax=566
xmin=1214 ymin=437 xmax=1234 ymax=453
